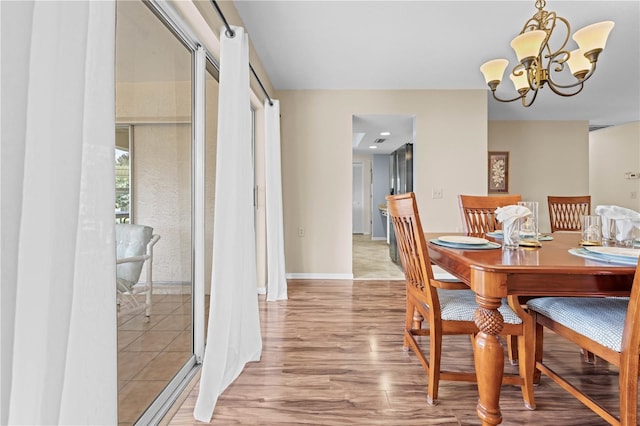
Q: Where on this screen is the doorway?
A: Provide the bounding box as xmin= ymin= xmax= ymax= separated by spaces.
xmin=351 ymin=114 xmax=415 ymax=279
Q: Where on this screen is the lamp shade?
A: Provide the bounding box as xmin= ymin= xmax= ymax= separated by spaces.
xmin=509 ymin=70 xmax=529 ymax=91
xmin=573 ymin=21 xmax=615 ymax=53
xmin=566 ymin=49 xmax=591 ymax=75
xmin=510 ymin=30 xmax=546 ymax=62
xmin=480 ymin=59 xmax=509 ymax=84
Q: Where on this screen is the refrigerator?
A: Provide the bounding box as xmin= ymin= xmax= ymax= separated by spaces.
xmin=389 ymin=143 xmax=413 ymax=264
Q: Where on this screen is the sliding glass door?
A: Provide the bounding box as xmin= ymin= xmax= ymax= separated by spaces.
xmin=115 ymin=1 xmax=196 ymax=423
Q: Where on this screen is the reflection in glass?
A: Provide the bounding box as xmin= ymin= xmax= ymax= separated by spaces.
xmin=115 ymin=0 xmax=193 ymax=423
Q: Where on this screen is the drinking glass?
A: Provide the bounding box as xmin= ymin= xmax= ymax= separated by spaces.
xmin=601 ymin=216 xmax=617 ymax=244
xmin=502 ymin=218 xmax=520 ymax=249
xmin=517 ymin=201 xmax=539 ymax=243
xmin=581 ymin=215 xmax=602 ymax=246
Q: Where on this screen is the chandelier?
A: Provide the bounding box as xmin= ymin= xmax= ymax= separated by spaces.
xmin=479 ymin=0 xmax=614 ymax=107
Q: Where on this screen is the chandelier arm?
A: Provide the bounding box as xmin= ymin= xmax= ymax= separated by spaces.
xmin=546 ymin=80 xmax=585 ymax=97
xmin=545 ymin=61 xmax=598 ymax=90
xmin=521 ymin=87 xmax=539 ymax=107
xmin=490 ymin=90 xmax=528 ymax=103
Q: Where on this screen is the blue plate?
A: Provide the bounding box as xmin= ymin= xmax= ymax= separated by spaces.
xmin=486 ymin=231 xmax=553 ymax=241
xmin=430 ymin=238 xmax=501 ymax=250
xmin=568 ymin=248 xmax=638 ymax=266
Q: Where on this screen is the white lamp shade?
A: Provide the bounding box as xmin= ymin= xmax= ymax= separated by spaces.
xmin=509 ymin=70 xmax=529 ymax=91
xmin=566 ymin=49 xmax=591 ymax=75
xmin=480 ymin=59 xmax=509 ymax=84
xmin=510 ymin=30 xmax=547 ymax=62
xmin=573 ymin=21 xmax=615 ymax=53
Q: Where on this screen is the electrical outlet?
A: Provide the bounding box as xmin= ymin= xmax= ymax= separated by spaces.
xmin=432 ymin=188 xmax=443 ymax=199
xmin=298 ymin=227 xmax=305 ymax=237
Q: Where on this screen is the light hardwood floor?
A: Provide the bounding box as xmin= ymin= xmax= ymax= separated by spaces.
xmin=167 ymin=279 xmax=625 ymax=425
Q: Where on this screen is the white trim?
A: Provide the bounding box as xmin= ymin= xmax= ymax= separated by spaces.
xmin=193 ymin=46 xmax=206 ymax=362
xmin=257 ymin=287 xmax=266 ymax=295
xmin=134 ymin=358 xmax=199 ymax=426
xmin=286 ymin=273 xmax=354 ymax=280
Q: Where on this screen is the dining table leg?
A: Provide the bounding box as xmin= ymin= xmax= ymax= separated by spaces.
xmin=473 ymin=294 xmax=505 ymax=425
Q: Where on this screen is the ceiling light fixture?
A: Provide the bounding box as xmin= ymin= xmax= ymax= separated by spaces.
xmin=369 ymin=146 xmax=378 ymax=149
xmin=380 ymin=132 xmax=391 ymax=136
xmin=479 ymin=0 xmax=614 ymax=107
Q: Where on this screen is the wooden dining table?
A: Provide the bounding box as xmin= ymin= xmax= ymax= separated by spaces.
xmin=426 ymin=232 xmax=637 ymax=426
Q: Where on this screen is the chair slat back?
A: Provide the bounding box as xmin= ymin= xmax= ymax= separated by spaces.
xmin=458 ymin=194 xmax=522 ymax=234
xmin=547 ymin=195 xmax=591 ymax=232
xmin=386 ymin=193 xmax=437 ymax=305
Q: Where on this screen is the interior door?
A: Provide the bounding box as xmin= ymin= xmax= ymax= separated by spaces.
xmin=352 ymin=162 xmax=364 ymax=234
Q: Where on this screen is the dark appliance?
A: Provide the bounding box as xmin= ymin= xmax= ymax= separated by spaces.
xmin=389 ymin=143 xmax=413 ymax=264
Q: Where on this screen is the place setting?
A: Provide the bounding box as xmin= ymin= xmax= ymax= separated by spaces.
xmin=430 ymin=235 xmax=501 ymax=250
xmin=569 ymin=213 xmax=640 ymax=265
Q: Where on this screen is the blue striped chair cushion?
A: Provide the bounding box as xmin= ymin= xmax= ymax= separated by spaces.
xmin=433 ymin=289 xmax=523 ymax=324
xmin=527 ymin=297 xmax=630 ymax=352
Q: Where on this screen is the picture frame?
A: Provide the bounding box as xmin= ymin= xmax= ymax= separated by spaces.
xmin=488 ymin=151 xmax=509 ymax=193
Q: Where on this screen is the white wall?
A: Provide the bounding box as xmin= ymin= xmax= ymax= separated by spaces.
xmin=589 ymin=122 xmax=640 ymax=211
xmin=488 ymin=121 xmax=590 ymax=233
xmin=352 ymin=153 xmax=372 ymax=235
xmin=278 ymin=89 xmax=487 ymax=277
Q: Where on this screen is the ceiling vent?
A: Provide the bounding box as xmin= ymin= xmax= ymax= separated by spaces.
xmin=589 ymin=125 xmax=611 ymax=132
xmin=373 ymin=138 xmax=386 ymax=144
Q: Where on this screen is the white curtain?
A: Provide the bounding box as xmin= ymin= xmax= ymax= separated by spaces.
xmin=264 ymin=100 xmax=288 ymax=301
xmin=194 ymin=26 xmax=262 ymax=422
xmin=1 ymin=1 xmax=117 ymax=424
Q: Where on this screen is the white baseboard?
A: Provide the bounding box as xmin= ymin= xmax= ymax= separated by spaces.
xmin=257 ymin=287 xmax=266 ymax=294
xmin=286 ymin=273 xmax=354 ymax=280
xmin=370 ymin=236 xmax=386 ymax=241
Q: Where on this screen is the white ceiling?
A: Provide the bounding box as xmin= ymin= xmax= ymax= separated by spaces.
xmin=234 ymin=0 xmax=640 ymax=154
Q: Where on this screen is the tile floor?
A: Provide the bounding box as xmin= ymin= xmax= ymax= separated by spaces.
xmin=117 ymin=293 xmax=197 ymax=425
xmin=352 ymin=234 xmax=404 ymax=280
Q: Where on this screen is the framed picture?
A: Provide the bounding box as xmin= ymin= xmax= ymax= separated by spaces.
xmin=488 ymin=151 xmax=509 ymax=193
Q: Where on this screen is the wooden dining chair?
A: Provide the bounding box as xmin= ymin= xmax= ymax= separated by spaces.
xmin=386 ymin=192 xmax=535 ymax=408
xmin=527 ymin=259 xmax=640 ymax=425
xmin=458 ymin=194 xmax=522 ymax=364
xmin=458 ymin=194 xmax=522 ymax=234
xmin=547 ymin=195 xmax=591 ymax=232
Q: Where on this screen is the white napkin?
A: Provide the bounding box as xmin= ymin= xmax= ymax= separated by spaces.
xmin=595 ymin=205 xmax=640 ymax=240
xmin=615 ymin=218 xmax=640 ymax=242
xmin=595 ymin=205 xmax=640 ymax=220
xmin=495 ymin=205 xmax=532 ymax=229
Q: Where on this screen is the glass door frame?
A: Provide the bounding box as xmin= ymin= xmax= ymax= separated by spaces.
xmin=130 ymin=1 xmax=209 ymax=424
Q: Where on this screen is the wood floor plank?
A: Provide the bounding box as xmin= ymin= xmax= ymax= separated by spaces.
xmin=167 ymin=279 xmax=629 ymax=425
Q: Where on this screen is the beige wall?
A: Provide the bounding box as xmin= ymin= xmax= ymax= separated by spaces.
xmin=488 ymin=121 xmax=590 ymax=233
xmin=589 ymin=122 xmax=640 ymax=211
xmin=277 ymin=89 xmax=488 ymax=277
